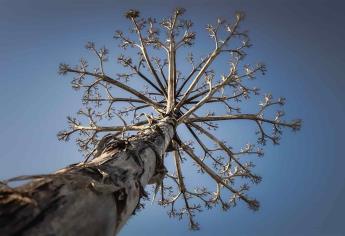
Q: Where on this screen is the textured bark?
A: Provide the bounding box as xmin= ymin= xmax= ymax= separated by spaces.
xmin=0 ymin=119 xmax=175 ymax=236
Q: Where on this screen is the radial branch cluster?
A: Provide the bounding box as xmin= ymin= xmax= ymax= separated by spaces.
xmin=58 ymin=8 xmax=301 ymax=229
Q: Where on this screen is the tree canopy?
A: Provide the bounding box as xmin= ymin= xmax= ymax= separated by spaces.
xmin=57 ymin=8 xmax=301 ymax=229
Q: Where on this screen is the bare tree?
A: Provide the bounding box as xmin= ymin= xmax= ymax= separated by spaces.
xmin=0 ymin=8 xmax=301 ymax=235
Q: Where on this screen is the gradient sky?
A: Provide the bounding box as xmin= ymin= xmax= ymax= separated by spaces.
xmin=1 ymin=0 xmax=345 ymax=235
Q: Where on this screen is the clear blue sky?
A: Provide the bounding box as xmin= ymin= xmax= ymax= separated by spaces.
xmin=1 ymin=0 xmax=345 ymax=235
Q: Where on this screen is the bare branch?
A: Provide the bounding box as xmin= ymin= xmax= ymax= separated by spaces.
xmin=185 ymin=114 xmax=302 ymax=131
xmin=60 ymin=66 xmax=164 ymax=112
xmin=57 ymin=121 xmax=148 ymax=141
xmin=176 ymin=56 xmax=209 ymax=97
xmin=173 ymin=147 xmax=200 ymax=230
xmin=84 ymin=97 xmax=145 ymax=104
xmin=128 ymin=13 xmax=168 ymax=97
xmin=117 ymin=54 xmax=166 ymax=96
xmin=189 ymin=123 xmax=261 ymax=183
xmin=174 ymin=12 xmax=245 ymax=111
xmin=178 ymin=62 xmax=267 ymax=123
xmin=176 ymin=135 xmax=260 ymax=211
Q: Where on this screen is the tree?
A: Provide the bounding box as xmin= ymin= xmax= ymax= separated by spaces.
xmin=0 ymin=8 xmax=301 ymax=235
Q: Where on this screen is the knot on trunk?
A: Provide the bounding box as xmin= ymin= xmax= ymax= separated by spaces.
xmin=94 ymin=135 xmax=129 ymax=158
xmin=148 ymin=165 xmax=167 ymax=185
xmin=147 ymin=147 xmax=167 ymax=185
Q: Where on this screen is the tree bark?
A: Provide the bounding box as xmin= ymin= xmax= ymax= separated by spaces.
xmin=0 ymin=118 xmax=175 ymax=236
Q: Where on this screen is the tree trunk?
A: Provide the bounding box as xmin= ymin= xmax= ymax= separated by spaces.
xmin=0 ymin=118 xmax=175 ymax=236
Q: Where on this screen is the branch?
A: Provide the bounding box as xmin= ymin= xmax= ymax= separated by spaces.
xmin=178 ymin=62 xmax=268 ymax=123
xmin=185 ymin=124 xmax=209 ymax=160
xmin=84 ymin=98 xmax=145 ymax=104
xmin=188 ymin=123 xmax=261 ymax=183
xmin=185 ymin=114 xmax=302 ymax=131
xmin=58 ymin=123 xmax=146 ymax=140
xmin=129 ymin=16 xmax=167 ymax=97
xmin=185 ymin=92 xmax=245 ymax=105
xmin=176 ymin=56 xmax=208 ymax=97
xmin=174 ymin=13 xmax=244 ymax=111
xmin=166 ymin=24 xmax=177 ymax=112
xmin=117 ymin=55 xmax=166 ymax=96
xmin=174 ymin=50 xmax=220 ymax=111
xmin=152 ymin=57 xmax=168 ymax=87
xmin=177 ymin=75 xmax=233 ymax=123
xmin=176 ymin=135 xmax=259 ymax=211
xmin=173 ymin=147 xmax=200 ymax=230
xmin=60 ymin=66 xmax=164 ymax=112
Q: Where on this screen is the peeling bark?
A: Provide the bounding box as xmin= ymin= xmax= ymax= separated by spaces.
xmin=0 ymin=119 xmax=175 ymax=236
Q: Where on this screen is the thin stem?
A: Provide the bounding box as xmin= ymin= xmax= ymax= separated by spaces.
xmin=131 ymin=18 xmax=168 ymax=97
